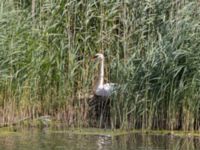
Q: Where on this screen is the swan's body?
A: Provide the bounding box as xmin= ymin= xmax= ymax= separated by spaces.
xmin=93 ymin=53 xmax=115 ymax=97
xmin=95 ymin=83 xmax=115 ymax=97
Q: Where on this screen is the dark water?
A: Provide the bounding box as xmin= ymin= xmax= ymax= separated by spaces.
xmin=0 ymin=129 xmax=200 ymax=150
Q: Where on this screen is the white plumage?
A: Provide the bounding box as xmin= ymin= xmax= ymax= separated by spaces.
xmin=95 ymin=83 xmax=115 ymax=97
xmin=93 ymin=53 xmax=115 ymax=97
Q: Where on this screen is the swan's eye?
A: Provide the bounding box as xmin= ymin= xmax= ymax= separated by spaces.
xmin=93 ymin=55 xmax=98 ymax=59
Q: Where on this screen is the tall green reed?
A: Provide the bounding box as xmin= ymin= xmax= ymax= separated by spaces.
xmin=0 ymin=0 xmax=200 ymax=130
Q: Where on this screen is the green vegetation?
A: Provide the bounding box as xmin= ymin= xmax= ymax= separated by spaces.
xmin=0 ymin=127 xmax=19 ymax=136
xmin=0 ymin=0 xmax=200 ymax=131
xmin=51 ymin=128 xmax=200 ymax=138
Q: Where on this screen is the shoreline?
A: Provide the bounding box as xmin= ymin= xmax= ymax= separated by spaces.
xmin=1 ymin=125 xmax=200 ymax=138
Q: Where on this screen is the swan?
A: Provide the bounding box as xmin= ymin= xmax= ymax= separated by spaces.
xmin=93 ymin=53 xmax=116 ymax=97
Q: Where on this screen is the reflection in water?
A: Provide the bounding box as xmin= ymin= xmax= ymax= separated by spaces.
xmin=0 ymin=130 xmax=200 ymax=150
xmin=113 ymin=133 xmax=200 ymax=150
xmin=97 ymin=135 xmax=112 ymax=150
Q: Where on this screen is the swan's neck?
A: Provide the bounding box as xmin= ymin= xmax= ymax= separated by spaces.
xmin=97 ymin=58 xmax=104 ymax=87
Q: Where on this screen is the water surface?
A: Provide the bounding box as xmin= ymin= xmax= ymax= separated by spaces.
xmin=0 ymin=129 xmax=200 ymax=150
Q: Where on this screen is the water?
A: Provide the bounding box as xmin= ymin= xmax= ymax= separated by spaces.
xmin=0 ymin=129 xmax=200 ymax=150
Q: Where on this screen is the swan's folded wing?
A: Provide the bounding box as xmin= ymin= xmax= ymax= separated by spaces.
xmin=103 ymin=83 xmax=115 ymax=90
xmin=95 ymin=83 xmax=118 ymax=97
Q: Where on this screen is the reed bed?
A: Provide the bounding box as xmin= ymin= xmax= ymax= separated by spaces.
xmin=0 ymin=0 xmax=200 ymax=130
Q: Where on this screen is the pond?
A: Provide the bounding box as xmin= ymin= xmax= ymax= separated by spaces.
xmin=0 ymin=129 xmax=200 ymax=150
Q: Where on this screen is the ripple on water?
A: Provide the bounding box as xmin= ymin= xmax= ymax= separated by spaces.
xmin=0 ymin=130 xmax=200 ymax=150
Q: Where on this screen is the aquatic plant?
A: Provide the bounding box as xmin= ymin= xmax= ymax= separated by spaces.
xmin=0 ymin=0 xmax=200 ymax=130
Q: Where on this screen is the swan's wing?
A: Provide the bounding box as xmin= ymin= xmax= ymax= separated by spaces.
xmin=95 ymin=83 xmax=117 ymax=97
xmin=103 ymin=83 xmax=116 ymax=91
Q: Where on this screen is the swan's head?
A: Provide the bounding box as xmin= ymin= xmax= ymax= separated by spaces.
xmin=94 ymin=53 xmax=104 ymax=61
